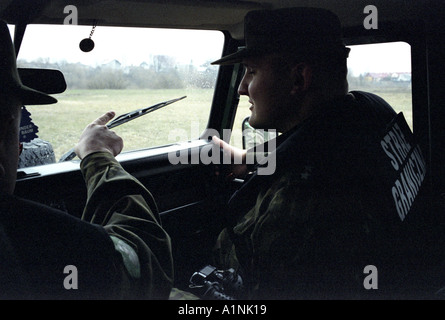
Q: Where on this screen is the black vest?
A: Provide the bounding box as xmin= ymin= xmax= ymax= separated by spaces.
xmin=0 ymin=193 xmax=120 ymax=299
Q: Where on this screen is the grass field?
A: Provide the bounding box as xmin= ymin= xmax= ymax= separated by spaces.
xmin=25 ymin=86 xmax=412 ymax=161
xmin=26 ymin=88 xmax=214 ymax=161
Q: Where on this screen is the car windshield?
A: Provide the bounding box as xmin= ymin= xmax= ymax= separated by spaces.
xmin=12 ymin=24 xmax=224 ymax=164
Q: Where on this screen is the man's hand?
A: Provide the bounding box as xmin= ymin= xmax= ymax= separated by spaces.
xmin=212 ymin=136 xmax=248 ymax=180
xmin=75 ymin=111 xmax=124 ymax=160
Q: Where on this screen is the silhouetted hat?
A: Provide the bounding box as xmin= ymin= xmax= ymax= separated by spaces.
xmin=212 ymin=7 xmax=350 ymax=65
xmin=0 ymin=20 xmax=56 ymax=105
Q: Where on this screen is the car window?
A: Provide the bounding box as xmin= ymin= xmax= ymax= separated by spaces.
xmin=13 ymin=24 xmax=224 ymax=166
xmin=230 ymin=41 xmax=412 ymax=149
xmin=347 ymin=41 xmax=412 ymax=127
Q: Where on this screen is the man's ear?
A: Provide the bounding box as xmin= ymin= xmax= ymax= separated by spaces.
xmin=290 ymin=63 xmax=312 ymax=94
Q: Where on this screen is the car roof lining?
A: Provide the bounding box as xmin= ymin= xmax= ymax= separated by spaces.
xmin=1 ymin=0 xmax=441 ymax=40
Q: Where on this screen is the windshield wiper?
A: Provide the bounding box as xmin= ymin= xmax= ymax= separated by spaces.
xmin=107 ymin=95 xmax=186 ymax=128
xmin=59 ymin=96 xmax=187 ymax=162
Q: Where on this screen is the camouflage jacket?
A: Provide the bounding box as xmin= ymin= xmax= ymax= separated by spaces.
xmin=80 ymin=152 xmax=174 ymax=299
xmin=0 ymin=152 xmax=173 ymax=299
xmin=214 ymin=91 xmax=432 ymax=299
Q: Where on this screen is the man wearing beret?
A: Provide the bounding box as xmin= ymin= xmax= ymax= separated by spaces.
xmin=210 ymin=7 xmax=434 ymax=299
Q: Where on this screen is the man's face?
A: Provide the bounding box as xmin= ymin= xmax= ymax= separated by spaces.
xmin=238 ymin=55 xmax=298 ymax=132
xmin=0 ymin=96 xmax=21 ymax=195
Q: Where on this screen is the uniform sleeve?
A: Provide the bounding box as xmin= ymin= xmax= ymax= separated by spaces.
xmin=80 ymin=151 xmax=173 ymax=299
xmin=217 ymin=172 xmax=371 ymax=299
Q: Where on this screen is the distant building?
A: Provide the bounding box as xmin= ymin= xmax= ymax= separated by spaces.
xmin=364 ymin=72 xmax=411 ymax=82
xmin=102 ymin=59 xmax=122 ymax=69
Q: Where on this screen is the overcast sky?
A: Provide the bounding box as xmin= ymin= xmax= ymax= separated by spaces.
xmin=347 ymin=41 xmax=411 ymax=76
xmin=11 ymin=24 xmax=225 ymax=67
xmin=9 ymin=24 xmax=411 ymax=75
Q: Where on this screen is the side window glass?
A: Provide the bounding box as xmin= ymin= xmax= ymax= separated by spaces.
xmin=15 ymin=24 xmax=224 ymax=167
xmin=347 ymin=41 xmax=412 ymax=128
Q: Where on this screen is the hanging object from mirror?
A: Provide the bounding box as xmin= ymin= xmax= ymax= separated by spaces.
xmin=79 ymin=20 xmax=97 ymax=52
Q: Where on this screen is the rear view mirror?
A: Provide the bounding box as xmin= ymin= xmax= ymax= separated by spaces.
xmin=242 ymin=116 xmax=256 ymax=150
xmin=241 ymin=116 xmax=278 ymax=150
xmin=18 ymin=68 xmax=67 ymax=94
